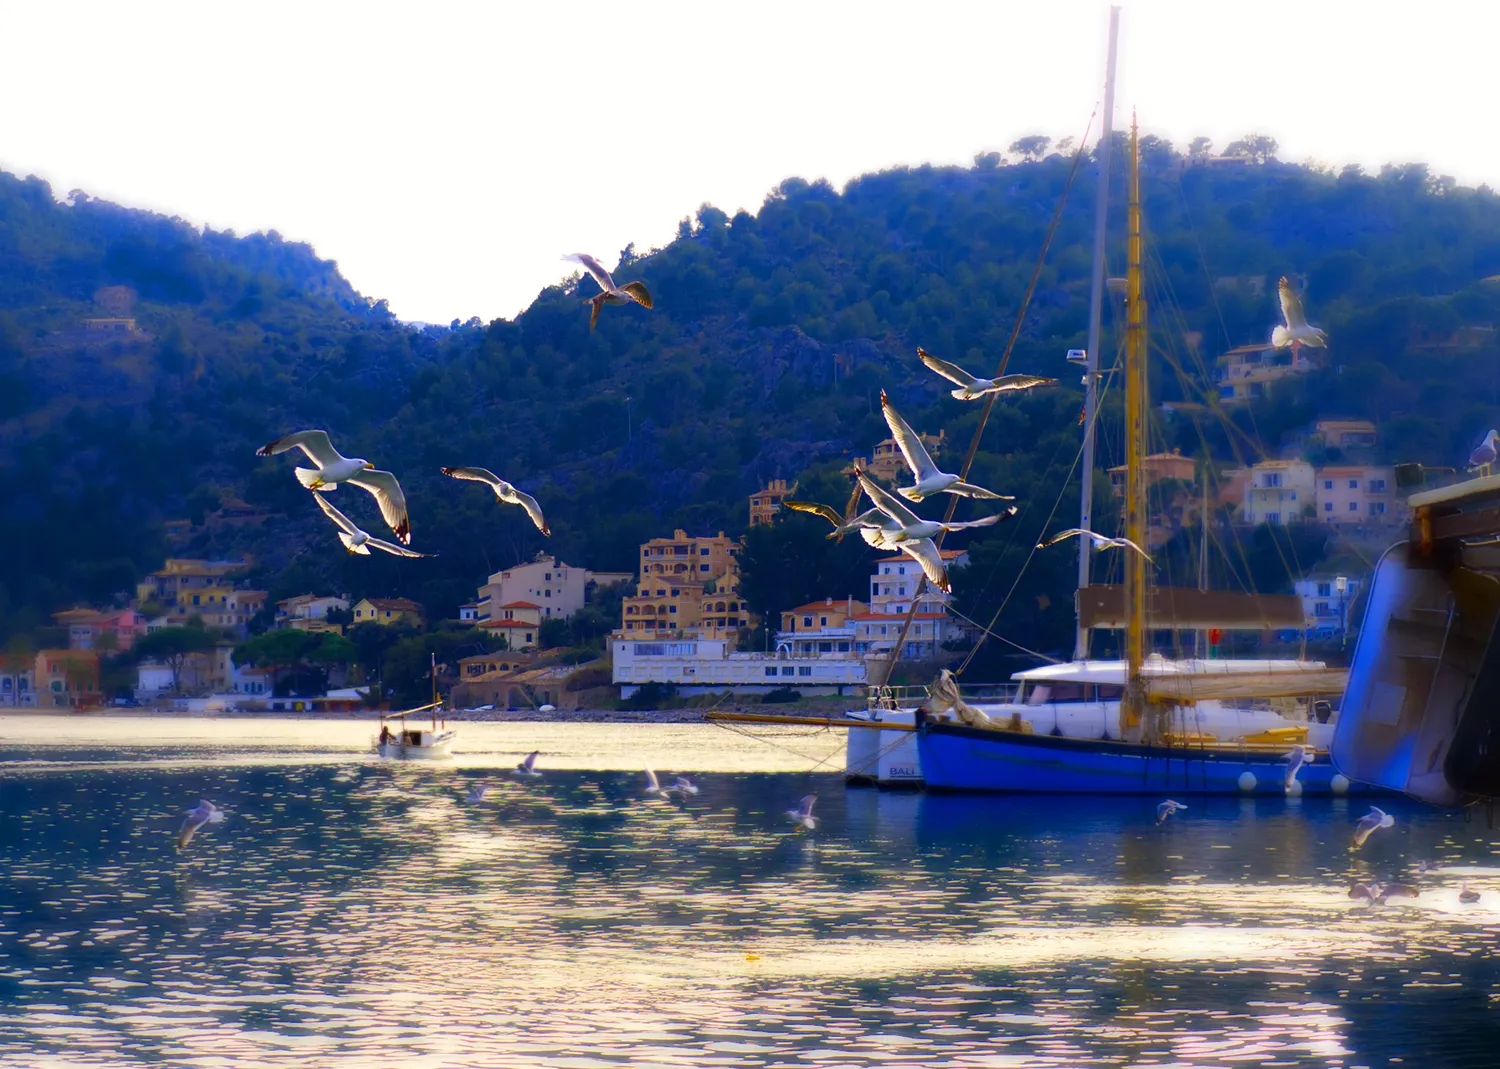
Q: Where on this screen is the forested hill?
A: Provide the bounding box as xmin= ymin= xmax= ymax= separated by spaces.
xmin=5 ymin=139 xmax=1500 ymax=644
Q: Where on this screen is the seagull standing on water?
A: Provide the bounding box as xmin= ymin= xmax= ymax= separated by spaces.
xmin=1283 ymin=744 xmax=1311 ymax=791
xmin=257 ymin=430 xmax=411 ymax=544
xmin=313 ymin=494 xmax=433 ymax=558
xmin=178 ymin=800 xmax=225 ymax=849
xmin=1270 ymin=276 xmax=1327 ymax=361
xmin=1037 ymin=529 xmax=1153 ymax=563
xmin=786 ymin=795 xmax=818 ymax=831
xmin=441 ymin=467 xmax=550 ymax=535
xmin=1351 ymin=806 xmax=1394 ymax=850
xmin=1157 ymin=800 xmax=1187 ymax=825
xmin=514 ymin=752 xmax=542 ymax=778
xmin=881 ymin=391 xmax=1012 ymax=502
xmin=565 ymin=253 xmax=654 ymax=330
xmin=917 ymin=348 xmax=1057 ymax=401
xmin=1468 ymin=430 xmax=1499 ymax=478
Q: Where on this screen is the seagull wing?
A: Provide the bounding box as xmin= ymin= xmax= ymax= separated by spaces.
xmin=645 ymin=767 xmax=660 ymax=791
xmin=620 ymin=280 xmax=653 ymax=309
xmin=1038 ymin=529 xmax=1091 ymax=549
xmin=857 ymin=471 xmax=922 ymax=527
xmin=522 ymin=751 xmax=538 ymax=772
xmin=257 ymin=429 xmax=343 ymax=466
xmin=942 ymin=511 xmax=1010 ymax=531
xmin=880 ymin=391 xmax=941 ymax=482
xmin=900 ymin=537 xmax=951 ymax=592
xmin=346 ymin=469 xmax=411 ymax=544
xmin=917 ymin=348 xmax=981 ymax=389
xmin=565 ymin=253 xmax=616 ymax=292
xmin=312 ymin=491 xmax=364 ymax=537
xmin=1110 ymin=536 xmax=1155 ymax=563
xmin=991 ymin=374 xmax=1058 ymax=393
xmin=441 ymin=466 xmax=503 ymax=489
xmin=503 ymin=488 xmax=550 ymax=537
xmin=798 ymin=795 xmax=816 ymax=819
xmin=366 ymin=537 xmax=433 ymax=559
xmin=783 ymin=500 xmax=845 ymax=527
xmin=1278 ymin=277 xmax=1308 ymax=329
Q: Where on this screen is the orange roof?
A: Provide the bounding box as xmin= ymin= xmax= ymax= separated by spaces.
xmin=500 ymin=601 xmax=541 ymax=609
xmin=785 ymin=599 xmax=866 ymax=615
xmin=479 ymin=620 xmax=538 ymax=629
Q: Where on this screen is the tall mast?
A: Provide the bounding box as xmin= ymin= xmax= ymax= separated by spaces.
xmin=1197 ymin=462 xmax=1209 ymax=659
xmin=1075 ymin=5 xmax=1121 ymax=662
xmin=1122 ymin=116 xmax=1149 ymax=741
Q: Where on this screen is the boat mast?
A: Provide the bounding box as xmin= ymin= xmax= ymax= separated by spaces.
xmin=1075 ymin=5 xmax=1121 ymax=662
xmin=430 ymin=652 xmax=438 ymax=731
xmin=1197 ymin=463 xmax=1209 ymax=659
xmin=1122 ymin=117 xmax=1150 ymax=741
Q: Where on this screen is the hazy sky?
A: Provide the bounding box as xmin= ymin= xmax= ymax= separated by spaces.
xmin=3 ymin=1 xmax=1496 ymax=324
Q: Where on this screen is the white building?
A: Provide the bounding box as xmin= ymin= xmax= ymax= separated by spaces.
xmin=275 ymin=594 xmax=349 ymax=633
xmin=477 ymin=554 xmax=633 ymax=622
xmin=869 ymin=549 xmax=968 ymax=615
xmin=611 ymin=637 xmax=866 ymax=697
xmin=862 ymin=549 xmax=970 ymax=654
xmin=1241 ymin=459 xmax=1317 ymax=526
xmin=1294 ymin=575 xmax=1365 ymax=638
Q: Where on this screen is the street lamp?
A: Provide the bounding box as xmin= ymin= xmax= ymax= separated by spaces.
xmin=1335 ymin=575 xmax=1348 ymax=650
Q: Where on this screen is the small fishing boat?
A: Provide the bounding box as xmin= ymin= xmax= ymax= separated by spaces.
xmin=375 ymin=701 xmax=456 ymax=759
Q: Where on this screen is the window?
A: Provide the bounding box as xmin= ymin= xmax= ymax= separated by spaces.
xmin=1324 ymin=502 xmax=1333 ymax=512
xmin=838 ymin=642 xmax=850 ymax=653
xmin=1370 ymin=480 xmax=1386 ymax=492
xmin=1289 ymin=491 xmax=1297 ymax=501
xmin=671 ymin=589 xmax=679 ymax=597
xmin=898 ymin=566 xmax=907 ymax=575
xmin=700 ymin=548 xmax=710 ymax=556
xmin=668 ymin=606 xmax=677 ymax=614
xmin=781 ymin=666 xmax=794 ymax=676
xmin=1317 ymin=582 xmax=1332 ymax=597
xmin=764 ymin=667 xmax=777 ymax=677
xmin=798 ymin=666 xmax=812 ymax=677
xmin=524 ymin=633 xmax=534 ymax=644
xmin=1265 ymin=473 xmax=1282 ymax=488
xmin=819 ymin=616 xmax=828 ymax=627
xmin=544 ymin=573 xmax=552 ymax=581
xmin=1348 ymin=479 xmax=1358 ymax=489
xmin=1349 ymin=502 xmax=1358 ymax=512
xmin=1324 ymin=480 xmax=1333 ymax=490
xmin=899 ymin=587 xmax=907 ymax=596
xmin=192 ymin=595 xmax=201 ymax=605
xmin=700 ymin=564 xmax=710 ymax=572
xmin=1266 ymin=512 xmax=1281 ymax=525
xmin=545 ymin=590 xmax=551 ymax=598
xmin=1371 ymin=502 xmax=1387 ymax=515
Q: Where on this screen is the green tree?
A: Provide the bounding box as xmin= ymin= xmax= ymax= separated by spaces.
xmin=1008 ymin=135 xmax=1051 ymax=161
xmin=133 ymin=626 xmax=216 ymax=693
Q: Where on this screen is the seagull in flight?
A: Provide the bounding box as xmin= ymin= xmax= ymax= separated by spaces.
xmin=178 ymin=800 xmax=225 ymax=849
xmin=1270 ymin=276 xmax=1327 ymax=360
xmin=917 ymin=348 xmax=1056 ymax=401
xmin=565 ymin=253 xmax=653 ymax=330
xmin=1284 ymin=744 xmax=1311 ymax=792
xmin=467 ymin=783 xmax=490 ymax=803
xmin=644 ymin=768 xmax=667 ymax=795
xmin=514 ymin=751 xmax=542 ymax=778
xmin=441 ymin=467 xmax=550 ymax=535
xmin=670 ymin=776 xmax=700 ymax=796
xmin=1351 ymin=806 xmax=1394 ymax=850
xmin=1468 ymin=430 xmax=1499 ymax=478
xmin=1037 ymin=528 xmax=1153 ymax=563
xmin=1156 ymin=799 xmax=1187 ymax=825
xmin=881 ymin=390 xmax=1012 ymax=502
xmin=782 ymin=499 xmax=900 ymax=548
xmin=257 ymin=430 xmax=411 ymax=544
xmin=786 ymin=794 xmax=818 ymax=831
xmin=857 ymin=471 xmax=1012 ymax=544
xmin=313 ymin=494 xmax=432 ymax=558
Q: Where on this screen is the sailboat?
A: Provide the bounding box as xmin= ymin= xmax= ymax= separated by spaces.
xmin=908 ymin=117 xmax=1363 ymax=796
xmin=375 ymin=654 xmax=456 ymax=759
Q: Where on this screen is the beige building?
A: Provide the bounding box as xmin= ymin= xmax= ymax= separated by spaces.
xmin=637 ymin=529 xmax=739 ymax=582
xmin=476 ymin=554 xmax=632 ymax=622
xmin=276 ymin=594 xmax=350 ymax=633
xmin=749 ymin=479 xmax=797 ymax=526
xmin=136 ymin=558 xmax=250 ymax=607
xmin=861 ymin=430 xmax=945 ymax=485
xmin=1241 ymin=459 xmax=1317 ymax=525
xmin=352 ymin=598 xmax=425 ymax=627
xmin=1313 ymin=419 xmax=1377 ymax=451
xmin=1216 ymin=342 xmax=1319 ymax=405
xmin=1315 ymin=466 xmax=1399 ymax=526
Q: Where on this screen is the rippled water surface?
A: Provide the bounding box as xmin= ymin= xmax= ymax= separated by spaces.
xmin=2 ymin=716 xmax=1499 ymax=1067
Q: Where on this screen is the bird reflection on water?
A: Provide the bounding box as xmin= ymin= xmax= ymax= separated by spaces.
xmin=0 ymin=719 xmax=1497 ymax=1068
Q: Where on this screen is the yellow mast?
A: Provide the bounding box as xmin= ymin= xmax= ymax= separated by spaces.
xmin=1122 ymin=116 xmax=1150 ymax=742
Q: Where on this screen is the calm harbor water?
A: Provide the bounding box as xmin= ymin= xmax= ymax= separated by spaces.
xmin=1 ymin=717 xmax=1498 ymax=1068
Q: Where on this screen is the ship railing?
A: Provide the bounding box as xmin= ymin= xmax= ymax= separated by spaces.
xmin=866 ymin=683 xmax=1021 ymax=711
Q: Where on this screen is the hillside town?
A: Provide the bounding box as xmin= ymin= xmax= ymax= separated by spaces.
xmin=0 ymin=405 xmax=1410 ymax=714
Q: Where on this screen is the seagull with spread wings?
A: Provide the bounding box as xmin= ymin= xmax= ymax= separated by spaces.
xmin=257 ymin=430 xmax=411 ymax=544
xmin=441 ymin=467 xmax=550 ymax=536
xmin=785 ymin=794 xmax=818 ymax=831
xmin=857 ymin=471 xmax=1012 ymax=544
xmin=782 ymin=499 xmax=902 ymax=548
xmin=1351 ymin=806 xmax=1394 ymax=850
xmin=881 ymin=391 xmax=1011 ymax=501
xmin=918 ymin=348 xmax=1057 ymax=401
xmin=1037 ymin=528 xmax=1153 ymax=563
xmin=313 ymin=494 xmax=432 ymax=558
xmin=1270 ymin=276 xmax=1327 ymax=360
xmin=178 ymin=800 xmax=225 ymax=850
xmin=564 ymin=253 xmax=654 ymax=330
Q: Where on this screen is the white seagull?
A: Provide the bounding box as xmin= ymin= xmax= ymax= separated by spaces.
xmin=257 ymin=430 xmax=411 ymax=544
xmin=1156 ymin=799 xmax=1187 ymax=825
xmin=881 ymin=390 xmax=1012 ymax=501
xmin=1283 ymin=744 xmax=1311 ymax=791
xmin=467 ymin=784 xmax=490 ymax=804
xmin=786 ymin=794 xmax=818 ymax=831
xmin=782 ymin=499 xmax=901 ymax=548
xmin=856 ymin=474 xmax=999 ymax=593
xmin=857 ymin=471 xmax=1012 ymax=544
xmin=1468 ymin=430 xmax=1499 ymax=477
xmin=671 ymin=776 xmax=700 ymax=796
xmin=564 ymin=253 xmax=654 ymax=330
xmin=1037 ymin=529 xmax=1153 ymax=563
xmin=313 ymin=494 xmax=432 ymax=558
xmin=918 ymin=348 xmax=1057 ymax=401
xmin=514 ymin=751 xmax=542 ymax=778
xmin=1460 ymin=886 xmax=1481 ymax=904
xmin=1270 ymin=276 xmax=1327 ymax=359
xmin=1351 ymin=806 xmax=1394 ymax=850
xmin=441 ymin=467 xmax=550 ymax=536
xmin=644 ymin=767 xmax=666 ymax=795
xmin=178 ymin=800 xmax=225 ymax=849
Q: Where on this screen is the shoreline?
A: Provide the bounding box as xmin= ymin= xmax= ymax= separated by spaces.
xmin=13 ymin=706 xmax=830 ymax=724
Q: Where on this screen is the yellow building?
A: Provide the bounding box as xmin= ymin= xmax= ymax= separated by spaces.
xmin=862 ymin=430 xmax=945 ymax=485
xmin=637 ymin=529 xmax=739 ymax=581
xmin=351 ymin=598 xmax=425 ymax=627
xmin=749 ymin=479 xmax=797 ymax=527
xmin=136 ymin=558 xmax=250 ymax=607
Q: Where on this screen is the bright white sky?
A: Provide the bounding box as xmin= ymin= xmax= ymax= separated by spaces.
xmin=3 ymin=1 xmax=1496 ymax=324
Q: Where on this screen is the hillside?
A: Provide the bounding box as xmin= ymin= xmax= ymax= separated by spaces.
xmin=5 ymin=143 xmax=1500 ymax=649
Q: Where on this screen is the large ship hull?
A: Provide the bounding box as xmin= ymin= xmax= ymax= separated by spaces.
xmin=917 ymin=717 xmax=1368 ymax=796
